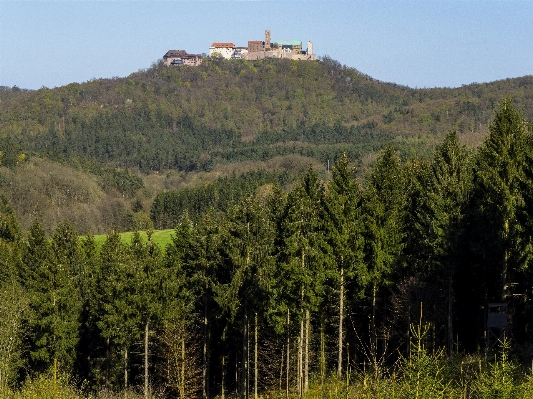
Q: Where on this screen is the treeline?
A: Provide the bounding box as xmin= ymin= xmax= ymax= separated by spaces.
xmin=2 ymin=99 xmax=533 ymax=398
xmin=150 ymin=169 xmax=293 ymax=229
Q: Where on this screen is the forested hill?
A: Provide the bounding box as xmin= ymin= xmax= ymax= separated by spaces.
xmin=2 ymin=57 xmax=533 ymax=172
xmin=1 ymin=56 xmax=533 ymax=233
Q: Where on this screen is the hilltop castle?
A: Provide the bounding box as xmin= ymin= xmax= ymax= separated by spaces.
xmin=163 ymin=29 xmax=315 ymax=67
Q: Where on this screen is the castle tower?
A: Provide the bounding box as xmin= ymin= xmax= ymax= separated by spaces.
xmin=265 ymin=29 xmax=271 ymax=50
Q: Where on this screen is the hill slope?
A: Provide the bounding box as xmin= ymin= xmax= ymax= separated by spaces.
xmin=1 ymin=57 xmax=532 ymax=233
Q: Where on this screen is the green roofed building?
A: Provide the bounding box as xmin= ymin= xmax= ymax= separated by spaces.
xmin=273 ymin=40 xmax=302 ymax=54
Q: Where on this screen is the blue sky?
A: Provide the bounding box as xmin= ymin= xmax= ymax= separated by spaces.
xmin=1 ymin=0 xmax=532 ymax=90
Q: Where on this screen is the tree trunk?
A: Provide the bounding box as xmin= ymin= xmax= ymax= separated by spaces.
xmin=124 ymin=347 xmax=128 ymax=399
xmin=254 ymin=313 xmax=258 ymax=399
xmin=447 ymin=275 xmax=453 ymax=356
xmin=320 ymin=318 xmax=325 ymax=386
xmin=106 ymin=337 xmax=110 ymax=389
xmin=346 ymin=342 xmax=350 ymax=382
xmin=372 ymin=283 xmax=378 ymax=381
xmin=181 ymin=336 xmax=185 ymax=399
xmin=144 ymin=321 xmax=149 ymax=399
xmin=502 ymin=220 xmax=509 ymax=302
xmin=304 ymin=309 xmax=309 ymax=394
xmin=338 ymin=266 xmax=344 ymax=378
xmin=372 ymin=283 xmax=377 ymax=349
xmin=298 ymin=314 xmax=303 ymax=398
xmin=241 ymin=304 xmax=248 ymax=399
xmin=221 ymin=327 xmax=226 ymax=399
xmin=203 ymin=294 xmax=208 ymax=399
xmin=286 ymin=309 xmax=290 ymax=399
xmin=279 ymin=346 xmax=284 ymax=393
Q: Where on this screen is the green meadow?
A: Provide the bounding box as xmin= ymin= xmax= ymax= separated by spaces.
xmin=88 ymin=229 xmax=175 ymax=251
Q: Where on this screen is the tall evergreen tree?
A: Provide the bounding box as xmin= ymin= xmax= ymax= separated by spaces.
xmin=518 ymin=117 xmax=533 ymax=342
xmin=458 ymin=98 xmax=530 ymax=349
xmin=216 ymin=195 xmax=275 ymax=399
xmin=362 ymin=146 xmax=406 ymax=355
xmin=470 ymin=98 xmax=529 ymax=302
xmin=324 ymin=154 xmax=365 ymax=377
xmin=176 ymin=210 xmax=222 ymax=399
xmin=97 ymin=231 xmax=139 ymax=391
xmin=403 ymin=131 xmax=473 ymax=353
xmin=162 ymin=213 xmax=200 ymax=398
xmin=275 ymin=168 xmax=330 ymax=396
xmin=76 ymin=233 xmax=102 ymax=386
xmin=129 ymin=230 xmax=165 ymax=399
xmin=23 ymin=220 xmax=82 ymax=373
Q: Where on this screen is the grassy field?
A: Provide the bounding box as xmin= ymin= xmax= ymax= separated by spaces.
xmin=88 ymin=229 xmax=176 ymax=251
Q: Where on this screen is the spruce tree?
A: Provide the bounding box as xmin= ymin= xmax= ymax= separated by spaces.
xmin=176 ymin=210 xmax=222 ymax=399
xmin=324 ymin=154 xmax=365 ymax=377
xmin=23 ymin=220 xmax=81 ymax=373
xmin=362 ymin=146 xmax=406 ymax=358
xmin=275 ymin=168 xmax=330 ymax=395
xmin=77 ymin=233 xmax=102 ymax=386
xmin=459 ymin=98 xmax=529 ymax=349
xmin=97 ymin=231 xmax=139 ymax=391
xmin=216 ymin=195 xmax=275 ymax=399
xmin=519 ymin=116 xmax=533 ymax=342
xmin=403 ymin=131 xmax=473 ymax=353
xmin=470 ymin=98 xmax=528 ymax=302
xmin=162 ymin=214 xmax=200 ymax=398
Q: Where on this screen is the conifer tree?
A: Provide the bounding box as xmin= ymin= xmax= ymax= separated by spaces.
xmin=176 ymin=210 xmax=222 ymax=399
xmin=23 ymin=220 xmax=81 ymax=373
xmin=97 ymin=231 xmax=139 ymax=392
xmin=276 ymin=168 xmax=330 ymax=396
xmin=518 ymin=120 xmax=533 ymax=342
xmin=403 ymin=131 xmax=473 ymax=353
xmin=77 ymin=233 xmax=102 ymax=385
xmin=324 ymin=154 xmax=365 ymax=377
xmin=129 ymin=230 xmax=164 ymax=399
xmin=470 ymin=98 xmax=528 ymax=303
xmin=163 ymin=214 xmax=201 ymax=398
xmin=362 ymin=146 xmax=406 ymax=355
xmin=456 ymin=98 xmax=529 ymax=349
xmin=217 ymin=195 xmax=276 ymax=399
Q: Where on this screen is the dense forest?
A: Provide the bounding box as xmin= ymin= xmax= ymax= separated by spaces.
xmin=2 ymin=97 xmax=533 ymax=398
xmin=2 ymin=57 xmax=533 ymax=234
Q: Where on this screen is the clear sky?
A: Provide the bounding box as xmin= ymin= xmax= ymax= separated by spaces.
xmin=1 ymin=0 xmax=532 ymax=90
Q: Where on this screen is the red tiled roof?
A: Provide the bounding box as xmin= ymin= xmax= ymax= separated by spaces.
xmin=211 ymin=42 xmax=235 ymax=48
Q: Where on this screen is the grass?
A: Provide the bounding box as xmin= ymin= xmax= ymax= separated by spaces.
xmin=86 ymin=229 xmax=176 ymax=252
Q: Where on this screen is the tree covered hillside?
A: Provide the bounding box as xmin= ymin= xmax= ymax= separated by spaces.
xmin=2 ymin=57 xmax=533 ymax=172
xmin=1 ymin=57 xmax=533 ymax=233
